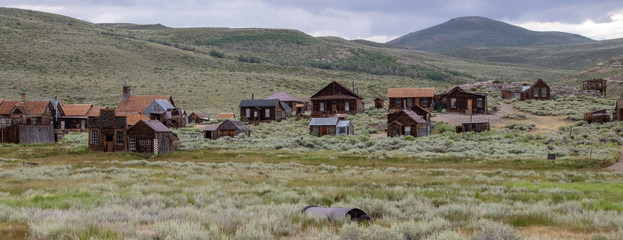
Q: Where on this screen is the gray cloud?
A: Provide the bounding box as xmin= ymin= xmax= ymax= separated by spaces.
xmin=3 ymin=0 xmax=623 ymax=41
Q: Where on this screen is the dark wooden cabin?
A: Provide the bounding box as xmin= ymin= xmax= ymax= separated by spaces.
xmin=188 ymin=112 xmax=210 ymax=124
xmin=309 ymin=117 xmax=354 ymax=137
xmin=239 ymin=99 xmax=286 ymax=122
xmin=217 ymin=119 xmax=250 ymax=138
xmin=374 ymin=98 xmax=385 ymax=109
xmin=456 ymin=122 xmax=490 ymax=133
xmin=387 ymin=88 xmax=434 ymax=113
xmin=126 ymin=120 xmax=179 ymax=154
xmin=584 ymin=109 xmax=610 ymax=124
xmin=520 ymin=79 xmax=551 ymax=100
xmin=266 ymin=92 xmax=303 ymax=114
xmin=387 ymin=110 xmax=430 ymax=138
xmin=435 ymin=87 xmax=487 ymax=114
xmin=203 ymin=124 xmax=220 ymax=140
xmin=582 ymin=79 xmax=607 ymax=96
xmin=310 ymin=81 xmax=364 ymax=117
xmin=615 ymin=100 xmax=623 ymax=121
xmin=88 ymin=109 xmax=128 ymax=152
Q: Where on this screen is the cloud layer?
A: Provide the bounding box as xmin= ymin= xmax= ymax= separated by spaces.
xmin=4 ymin=0 xmax=623 ymax=42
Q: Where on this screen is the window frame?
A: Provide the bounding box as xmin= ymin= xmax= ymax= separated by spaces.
xmin=116 ymin=130 xmax=124 ymax=145
xmin=91 ymin=130 xmax=99 ymax=145
xmin=450 ymin=98 xmax=456 ymax=108
xmin=129 ymin=136 xmax=136 ymax=150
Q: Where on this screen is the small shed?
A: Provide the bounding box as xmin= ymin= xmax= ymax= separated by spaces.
xmin=456 ymin=121 xmax=490 ymax=133
xmin=309 ymin=117 xmax=353 ymax=137
xmin=126 ymin=120 xmax=179 ymax=154
xmin=387 ymin=110 xmax=430 ymax=138
xmin=203 ymin=124 xmax=220 ymax=140
xmin=188 ymin=112 xmax=210 ymax=124
xmin=302 ymin=205 xmax=370 ymax=222
xmin=217 ymin=119 xmax=250 ymax=138
xmin=584 ymin=109 xmax=610 ymax=124
xmin=374 ymin=98 xmax=384 ymax=109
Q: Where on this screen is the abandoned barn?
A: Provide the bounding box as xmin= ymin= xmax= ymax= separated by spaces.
xmin=309 ymin=117 xmax=354 ymax=137
xmin=387 ymin=88 xmax=435 ymax=113
xmin=435 ymin=87 xmax=487 ymax=114
xmin=310 ymin=81 xmax=364 ymax=117
xmin=126 ymin=120 xmax=179 ymax=154
xmin=239 ymin=99 xmax=287 ymax=122
xmin=386 ymin=110 xmax=430 ymax=138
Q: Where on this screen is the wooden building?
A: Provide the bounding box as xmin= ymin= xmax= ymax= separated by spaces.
xmin=57 ymin=104 xmax=101 ymax=131
xmin=216 ymin=113 xmax=236 ymax=121
xmin=203 ymin=124 xmax=220 ymax=139
xmin=149 ymin=108 xmax=187 ymax=129
xmin=387 ymin=110 xmax=430 ymax=138
xmin=435 ymin=87 xmax=487 ymax=114
xmin=239 ymin=99 xmax=287 ymax=122
xmin=115 ymin=113 xmax=150 ymax=127
xmin=117 ymin=83 xmax=174 ymax=115
xmin=266 ymin=92 xmax=303 ymax=114
xmin=1 ymin=124 xmax=55 ymax=144
xmin=310 ymin=81 xmax=364 ymax=117
xmin=456 ymin=122 xmax=490 ymax=133
xmin=309 ymin=117 xmax=354 ymax=137
xmin=615 ymin=100 xmax=623 ymax=121
xmin=584 ymin=109 xmax=610 ymax=124
xmin=217 ymin=119 xmax=250 ymax=138
xmin=387 ymin=88 xmax=434 ymax=113
xmin=520 ymin=79 xmax=551 ymax=100
xmin=88 ymin=109 xmax=128 ymax=152
xmin=582 ymin=79 xmax=607 ymax=96
xmin=0 ymin=93 xmax=61 ymax=127
xmin=188 ymin=112 xmax=210 ymax=124
xmin=126 ymin=120 xmax=179 ymax=154
xmin=374 ymin=98 xmax=385 ymax=109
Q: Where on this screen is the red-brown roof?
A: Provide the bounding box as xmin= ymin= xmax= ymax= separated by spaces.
xmin=87 ymin=107 xmax=104 ymax=117
xmin=117 ymin=95 xmax=173 ymax=113
xmin=116 ymin=113 xmax=150 ymax=126
xmin=3 ymin=101 xmax=52 ymax=115
xmin=190 ymin=112 xmax=209 ymax=120
xmin=61 ymin=104 xmax=93 ymax=116
xmin=388 ymin=88 xmax=434 ymax=98
xmin=216 ymin=113 xmax=235 ymax=120
xmin=0 ymin=100 xmax=19 ymax=115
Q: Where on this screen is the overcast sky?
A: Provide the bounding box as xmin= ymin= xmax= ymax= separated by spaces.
xmin=3 ymin=0 xmax=623 ymax=42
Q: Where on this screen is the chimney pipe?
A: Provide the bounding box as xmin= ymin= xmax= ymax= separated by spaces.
xmin=352 ymin=81 xmax=355 ymax=91
xmin=21 ymin=93 xmax=25 ymax=102
xmin=252 ymin=93 xmax=254 ymax=100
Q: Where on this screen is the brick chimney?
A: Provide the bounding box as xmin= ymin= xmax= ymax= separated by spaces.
xmin=123 ymin=82 xmax=131 ymax=100
xmin=21 ymin=92 xmax=25 ymax=103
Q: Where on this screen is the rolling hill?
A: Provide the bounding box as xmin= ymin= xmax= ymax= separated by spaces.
xmin=0 ymin=8 xmax=603 ymax=113
xmin=387 ymin=16 xmax=593 ymax=52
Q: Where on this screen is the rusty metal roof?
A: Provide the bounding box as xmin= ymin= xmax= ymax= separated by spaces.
xmin=117 ymin=95 xmax=173 ymax=113
xmin=116 ymin=113 xmax=150 ymax=126
xmin=216 ymin=113 xmax=235 ymax=120
xmin=310 ymin=117 xmax=339 ymax=126
xmin=387 ymin=88 xmax=434 ymax=98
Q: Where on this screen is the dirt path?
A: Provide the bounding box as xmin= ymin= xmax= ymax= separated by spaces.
xmin=432 ymin=104 xmax=575 ymax=133
xmin=605 ymin=144 xmax=623 ymax=171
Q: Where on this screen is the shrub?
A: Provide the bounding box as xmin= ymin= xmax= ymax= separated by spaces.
xmin=472 ymin=221 xmax=520 ymax=240
xmin=209 ymin=50 xmax=225 ymax=58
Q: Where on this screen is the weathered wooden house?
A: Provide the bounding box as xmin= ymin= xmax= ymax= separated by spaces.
xmin=520 ymin=79 xmax=550 ymax=100
xmin=217 ymin=119 xmax=250 ymax=138
xmin=614 ymin=100 xmax=623 ymax=121
xmin=374 ymin=98 xmax=385 ymax=109
xmin=582 ymin=79 xmax=607 ymax=96
xmin=188 ymin=112 xmax=210 ymax=124
xmin=387 ymin=88 xmax=434 ymax=113
xmin=88 ymin=109 xmax=128 ymax=152
xmin=126 ymin=120 xmax=179 ymax=154
xmin=1 ymin=124 xmax=56 ymax=144
xmin=149 ymin=108 xmax=187 ymax=129
xmin=57 ymin=104 xmax=102 ymax=131
xmin=0 ymin=94 xmax=61 ymax=144
xmin=309 ymin=117 xmax=354 ymax=137
xmin=266 ymin=92 xmax=303 ymax=114
xmin=435 ymin=87 xmax=487 ymax=114
xmin=387 ymin=110 xmax=430 ymax=138
xmin=216 ymin=113 xmax=236 ymax=121
xmin=584 ymin=109 xmax=610 ymax=124
xmin=239 ymin=99 xmax=287 ymax=122
xmin=456 ymin=121 xmax=490 ymax=133
xmin=310 ymin=81 xmax=364 ymax=117
xmin=203 ymin=124 xmax=220 ymax=139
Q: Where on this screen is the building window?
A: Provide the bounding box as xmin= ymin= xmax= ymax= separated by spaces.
xmin=91 ymin=130 xmax=98 ymax=145
xmin=396 ymin=98 xmax=401 ymax=107
xmin=60 ymin=121 xmax=65 ymax=129
xmin=116 ymin=130 xmax=123 ymax=144
xmin=542 ymin=88 xmax=547 ymax=98
xmin=265 ymin=108 xmax=270 ymax=118
xmin=81 ymin=120 xmax=86 ymax=129
xmin=477 ymin=98 xmax=482 ymax=108
xmin=407 ymin=99 xmax=413 ymax=107
xmin=146 ymin=139 xmax=151 ymax=145
xmin=450 ymin=98 xmax=456 ymax=108
xmin=31 ymin=119 xmax=36 ymax=125
xmin=329 ymin=126 xmax=335 ymax=135
xmin=129 ymin=136 xmax=136 ymax=150
xmin=246 ymin=108 xmax=250 ymax=118
xmin=345 ymin=102 xmax=350 ymax=111
xmin=534 ymin=88 xmax=539 ymax=97
xmin=338 ymin=127 xmax=347 ymax=134
xmin=313 ymin=126 xmax=319 ymax=135
xmin=319 ymin=103 xmax=325 ymax=111
xmin=422 ymin=98 xmax=428 ymax=107
xmin=254 ymin=110 xmax=258 ymax=118
xmin=139 ymin=139 xmax=145 ymax=145
xmin=405 ymin=126 xmax=411 ymax=135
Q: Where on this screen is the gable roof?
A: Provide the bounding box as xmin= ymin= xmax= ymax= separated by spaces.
xmin=87 ymin=107 xmax=104 ymax=117
xmin=190 ymin=112 xmax=210 ymax=120
xmin=61 ymin=104 xmax=93 ymax=116
xmin=266 ymin=92 xmax=301 ymax=102
xmin=389 ymin=110 xmax=427 ymax=124
xmin=388 ymin=88 xmax=434 ymax=98
xmin=310 ymin=81 xmax=362 ymax=100
xmin=116 ymin=113 xmax=150 ymax=126
xmin=440 ymin=87 xmax=487 ymax=97
xmin=216 ymin=113 xmax=235 ymax=120
xmin=128 ymin=120 xmax=172 ymax=133
xmin=11 ymin=101 xmax=53 ymax=115
xmin=530 ymin=78 xmax=549 ymax=89
xmin=217 ymin=119 xmax=249 ymax=131
xmin=0 ymin=100 xmax=19 ymax=115
xmin=336 ymin=120 xmax=352 ymax=127
xmin=239 ymin=99 xmax=280 ymax=108
xmin=117 ymin=95 xmax=173 ymax=113
xmin=203 ymin=124 xmax=220 ymax=131
xmin=310 ymin=117 xmax=339 ymax=126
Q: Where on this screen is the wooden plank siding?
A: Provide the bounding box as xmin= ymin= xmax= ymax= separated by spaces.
xmin=520 ymin=79 xmax=551 ymax=100
xmin=387 ymin=110 xmax=429 ymax=138
xmin=388 ymin=97 xmax=433 ymax=113
xmin=310 ymin=81 xmax=365 ymax=117
xmin=436 ymin=87 xmax=487 ymax=114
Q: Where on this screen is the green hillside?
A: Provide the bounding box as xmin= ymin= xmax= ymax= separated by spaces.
xmin=0 ymin=8 xmax=575 ymax=112
xmin=387 ymin=16 xmax=593 ymax=53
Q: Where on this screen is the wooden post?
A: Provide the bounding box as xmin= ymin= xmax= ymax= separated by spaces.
xmin=589 ymin=147 xmax=593 ymax=161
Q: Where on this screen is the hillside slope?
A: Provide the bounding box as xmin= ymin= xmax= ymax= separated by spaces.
xmin=0 ymin=8 xmax=574 ymax=112
xmin=388 ymin=16 xmax=593 ymax=52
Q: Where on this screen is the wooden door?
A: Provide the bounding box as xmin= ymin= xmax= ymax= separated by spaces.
xmin=331 ymin=101 xmax=337 ymax=113
xmin=467 ymin=99 xmax=472 ymax=110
